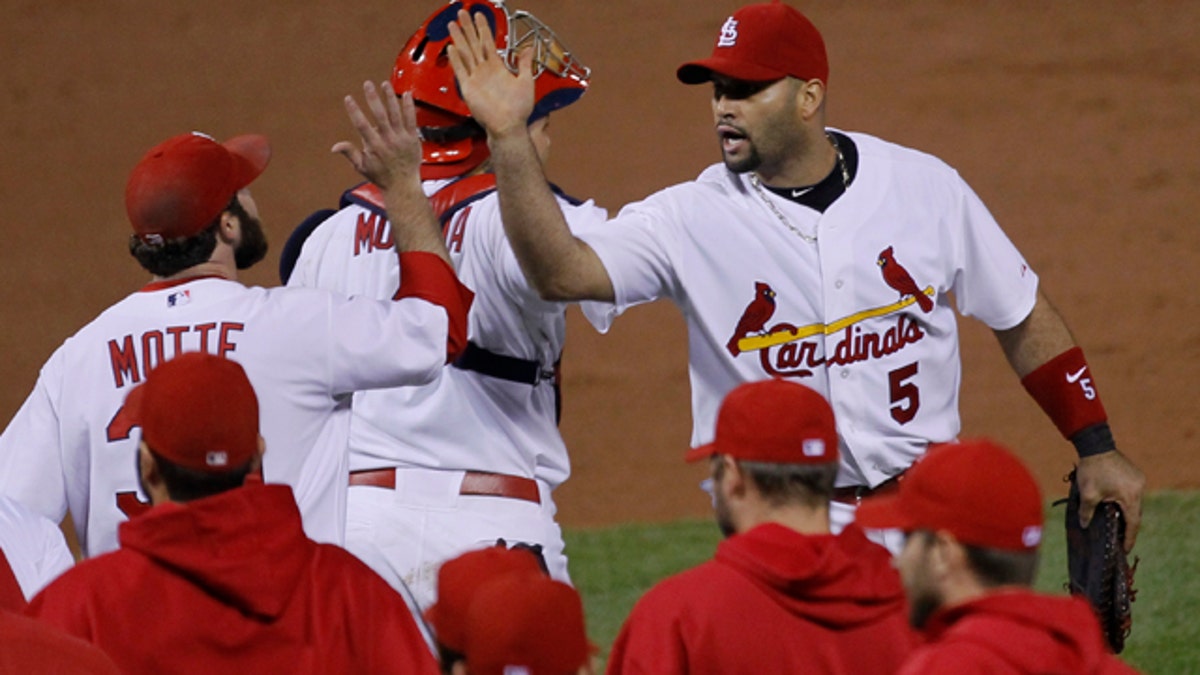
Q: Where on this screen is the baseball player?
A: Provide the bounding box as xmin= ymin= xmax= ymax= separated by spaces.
xmin=0 ymin=82 xmax=473 ymax=558
xmin=284 ymin=0 xmax=607 ymax=608
xmin=0 ymin=494 xmax=74 ymax=603
xmin=607 ymin=379 xmax=919 ymax=674
xmin=27 ymin=352 xmax=440 ymax=674
xmin=445 ymin=2 xmax=1145 ymax=551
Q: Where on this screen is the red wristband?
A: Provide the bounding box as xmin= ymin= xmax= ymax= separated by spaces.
xmin=393 ymin=252 xmax=475 ymax=363
xmin=1020 ymin=347 xmax=1108 ymax=439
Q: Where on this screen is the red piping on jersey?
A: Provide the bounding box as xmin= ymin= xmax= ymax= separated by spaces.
xmin=139 ymin=275 xmax=228 ymax=293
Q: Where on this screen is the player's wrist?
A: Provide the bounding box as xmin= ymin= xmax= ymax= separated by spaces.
xmin=1070 ymin=422 xmax=1116 ymax=458
xmin=1021 ymin=347 xmax=1111 ymax=455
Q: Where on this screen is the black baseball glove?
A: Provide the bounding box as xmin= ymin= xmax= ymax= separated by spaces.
xmin=1061 ymin=469 xmax=1138 ymax=653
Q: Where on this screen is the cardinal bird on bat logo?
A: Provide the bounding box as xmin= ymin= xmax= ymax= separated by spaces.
xmin=877 ymin=246 xmax=933 ymax=312
xmin=727 ymin=281 xmax=777 ymax=357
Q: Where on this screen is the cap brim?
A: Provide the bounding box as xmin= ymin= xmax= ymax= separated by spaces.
xmin=851 ymin=493 xmax=915 ymax=531
xmin=676 ymin=58 xmax=787 ymax=85
xmin=221 ymin=134 xmax=271 ymax=188
xmin=683 ymin=442 xmax=718 ymax=463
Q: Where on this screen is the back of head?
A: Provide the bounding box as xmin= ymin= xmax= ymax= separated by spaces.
xmin=425 ymin=545 xmax=545 ymax=656
xmin=686 ymin=378 xmax=840 ymax=504
xmin=462 ymin=573 xmax=593 ymax=675
xmin=126 ymin=132 xmax=270 ymax=244
xmin=856 ymin=439 xmax=1044 ymax=554
xmin=126 ymin=352 xmax=261 ymax=501
xmin=391 ymin=0 xmax=590 ymax=179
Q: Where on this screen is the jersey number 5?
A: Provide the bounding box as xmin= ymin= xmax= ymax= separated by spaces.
xmin=888 ymin=362 xmax=920 ymax=425
xmin=106 ymin=402 xmax=152 ymax=519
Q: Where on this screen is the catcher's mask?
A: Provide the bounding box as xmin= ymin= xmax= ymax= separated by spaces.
xmin=392 ymin=0 xmax=590 ymax=179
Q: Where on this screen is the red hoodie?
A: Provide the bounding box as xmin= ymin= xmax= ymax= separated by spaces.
xmin=900 ymin=590 xmax=1140 ymax=674
xmin=606 ymin=522 xmax=920 ymax=674
xmin=27 ymin=483 xmax=438 ymax=675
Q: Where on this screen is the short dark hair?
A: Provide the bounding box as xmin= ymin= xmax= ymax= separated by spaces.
xmin=150 ymin=448 xmax=254 ymax=502
xmin=735 ymin=459 xmax=838 ymax=508
xmin=963 ymin=543 xmax=1039 ymax=587
xmin=127 ymin=194 xmax=246 ymax=276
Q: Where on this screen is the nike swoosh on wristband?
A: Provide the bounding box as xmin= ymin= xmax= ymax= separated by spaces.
xmin=1066 ymin=366 xmax=1088 ymax=383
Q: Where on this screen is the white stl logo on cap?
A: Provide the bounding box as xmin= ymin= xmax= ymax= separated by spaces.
xmin=205 ymin=451 xmax=229 ymax=467
xmin=802 ymin=439 xmax=825 ymax=457
xmin=718 ymin=18 xmax=739 ymax=47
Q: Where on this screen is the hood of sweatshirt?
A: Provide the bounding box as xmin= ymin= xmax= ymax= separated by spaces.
xmin=922 ymin=590 xmax=1121 ymax=674
xmin=714 ymin=522 xmax=908 ymax=629
xmin=117 ymin=482 xmax=314 ymax=619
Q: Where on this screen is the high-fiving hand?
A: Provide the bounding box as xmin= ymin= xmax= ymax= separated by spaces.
xmin=446 ymin=9 xmax=535 ymax=139
xmin=333 ymin=81 xmax=422 ymax=192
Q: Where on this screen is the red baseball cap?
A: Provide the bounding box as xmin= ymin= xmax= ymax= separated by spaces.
xmin=425 ymin=546 xmax=545 ymax=652
xmin=855 ymin=439 xmax=1045 ymax=551
xmin=685 ymin=379 xmax=838 ymax=464
xmin=677 ymin=2 xmax=828 ymax=85
xmin=462 ymin=573 xmax=594 ymax=675
xmin=125 ymin=132 xmax=271 ymax=243
xmin=124 ymin=352 xmax=260 ymax=473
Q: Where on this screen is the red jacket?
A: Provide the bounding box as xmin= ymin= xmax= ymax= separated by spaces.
xmin=0 ymin=610 xmax=121 ymax=675
xmin=27 ymin=483 xmax=438 ymax=675
xmin=607 ymin=522 xmax=919 ymax=674
xmin=900 ymin=590 xmax=1140 ymax=674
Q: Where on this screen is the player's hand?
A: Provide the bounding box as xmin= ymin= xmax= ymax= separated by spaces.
xmin=446 ymin=8 xmax=535 ymax=138
xmin=1075 ymin=448 xmax=1145 ymax=552
xmin=332 ymin=81 xmax=422 ymax=191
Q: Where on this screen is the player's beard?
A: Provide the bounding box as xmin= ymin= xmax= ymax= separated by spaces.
xmin=900 ymin=533 xmax=943 ymax=629
xmin=235 ymin=214 xmax=269 ymax=270
xmin=713 ymin=486 xmax=736 ymax=538
xmin=722 ymin=142 xmax=762 ymax=175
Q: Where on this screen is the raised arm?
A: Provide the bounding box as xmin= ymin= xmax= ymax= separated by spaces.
xmin=446 ymin=10 xmax=615 ymax=302
xmin=334 ymin=80 xmax=473 ymax=361
xmin=994 ymin=289 xmax=1145 ymax=551
xmin=334 ymin=81 xmax=451 ymax=266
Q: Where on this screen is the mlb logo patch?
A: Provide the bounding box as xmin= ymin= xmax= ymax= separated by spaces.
xmin=205 ymin=451 xmax=229 ymax=467
xmin=802 ymin=439 xmax=825 ymax=457
xmin=167 ymin=290 xmax=191 ymax=308
xmin=1022 ymin=525 xmax=1042 ymax=547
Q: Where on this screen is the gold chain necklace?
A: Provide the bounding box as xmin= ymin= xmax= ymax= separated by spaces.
xmin=748 ymin=132 xmax=849 ymax=244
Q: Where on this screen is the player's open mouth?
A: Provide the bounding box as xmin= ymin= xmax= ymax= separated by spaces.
xmin=718 ymin=126 xmax=748 ymax=153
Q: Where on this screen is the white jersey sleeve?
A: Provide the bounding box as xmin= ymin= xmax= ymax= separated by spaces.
xmin=0 ymin=495 xmax=74 ymax=600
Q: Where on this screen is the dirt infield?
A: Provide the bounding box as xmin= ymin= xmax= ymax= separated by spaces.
xmin=2 ymin=1 xmax=1196 ymax=528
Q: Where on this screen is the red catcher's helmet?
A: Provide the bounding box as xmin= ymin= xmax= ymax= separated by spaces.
xmin=392 ymin=0 xmax=590 ymax=179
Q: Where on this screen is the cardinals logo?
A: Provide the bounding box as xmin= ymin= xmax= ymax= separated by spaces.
xmin=877 ymin=246 xmax=933 ymax=313
xmin=727 ymin=282 xmax=776 ymax=356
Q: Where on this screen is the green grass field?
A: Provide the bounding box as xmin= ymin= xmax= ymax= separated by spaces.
xmin=564 ymin=491 xmax=1200 ymax=673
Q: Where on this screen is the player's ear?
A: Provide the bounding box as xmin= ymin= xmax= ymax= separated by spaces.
xmin=722 ymin=456 xmax=748 ymax=498
xmin=217 ymin=208 xmax=240 ymax=244
xmin=137 ymin=442 xmax=168 ymax=504
xmin=796 ymin=77 xmax=825 ymax=120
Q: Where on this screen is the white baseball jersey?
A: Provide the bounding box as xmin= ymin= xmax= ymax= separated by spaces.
xmin=579 ymin=131 xmax=1039 ymax=488
xmin=0 ymin=495 xmax=74 ymax=600
xmin=287 ymin=178 xmax=608 ymax=606
xmin=0 ymin=275 xmax=453 ymax=557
